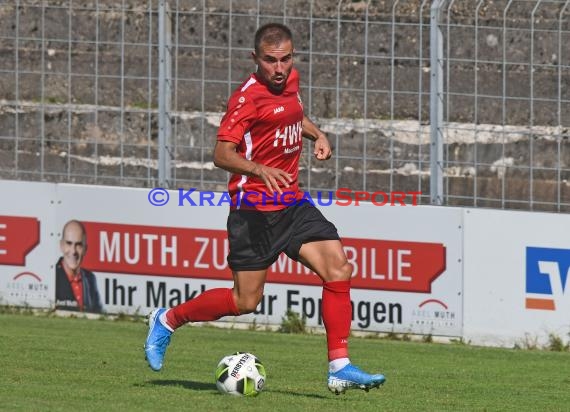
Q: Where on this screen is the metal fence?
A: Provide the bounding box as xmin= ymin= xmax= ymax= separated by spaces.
xmin=0 ymin=0 xmax=569 ymax=212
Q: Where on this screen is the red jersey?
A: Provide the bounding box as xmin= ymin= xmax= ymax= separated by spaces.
xmin=217 ymin=68 xmax=305 ymax=211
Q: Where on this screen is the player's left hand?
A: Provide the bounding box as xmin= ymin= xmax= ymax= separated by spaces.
xmin=313 ymin=135 xmax=332 ymax=160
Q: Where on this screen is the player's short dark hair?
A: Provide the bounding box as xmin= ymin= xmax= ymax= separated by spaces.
xmin=254 ymin=23 xmax=293 ymax=54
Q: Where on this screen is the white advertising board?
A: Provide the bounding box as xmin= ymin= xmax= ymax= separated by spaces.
xmin=318 ymin=203 xmax=463 ymax=336
xmin=56 ymin=184 xmax=463 ymax=336
xmin=5 ymin=179 xmax=570 ymax=347
xmin=0 ymin=181 xmax=56 ymax=308
xmin=0 ymin=181 xmax=463 ymax=337
xmin=463 ymin=208 xmax=570 ymax=347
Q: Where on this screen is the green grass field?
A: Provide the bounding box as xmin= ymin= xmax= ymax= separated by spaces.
xmin=1 ymin=313 xmax=569 ymax=411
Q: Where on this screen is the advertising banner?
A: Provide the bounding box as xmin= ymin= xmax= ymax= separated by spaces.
xmin=1 ymin=182 xmax=463 ymax=337
xmin=463 ymin=208 xmax=570 ymax=347
xmin=0 ymin=181 xmax=56 ymax=308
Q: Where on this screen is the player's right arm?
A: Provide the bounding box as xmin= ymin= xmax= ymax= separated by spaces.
xmin=213 ymin=141 xmax=292 ymax=194
xmin=216 ymin=87 xmax=293 ymax=194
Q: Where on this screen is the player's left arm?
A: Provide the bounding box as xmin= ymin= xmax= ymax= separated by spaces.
xmin=302 ymin=115 xmax=332 ymax=160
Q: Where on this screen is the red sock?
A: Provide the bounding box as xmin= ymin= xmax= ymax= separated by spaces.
xmin=322 ymin=280 xmax=351 ymax=361
xmin=165 ymin=288 xmax=240 ymax=330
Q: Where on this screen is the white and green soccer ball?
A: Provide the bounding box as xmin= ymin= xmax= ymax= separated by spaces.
xmin=215 ymin=352 xmax=266 ymax=396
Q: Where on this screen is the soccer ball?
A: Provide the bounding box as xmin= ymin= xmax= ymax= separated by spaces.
xmin=215 ymin=352 xmax=266 ymax=396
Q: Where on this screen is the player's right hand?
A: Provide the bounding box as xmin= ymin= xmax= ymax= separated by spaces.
xmin=251 ymin=163 xmax=292 ymax=194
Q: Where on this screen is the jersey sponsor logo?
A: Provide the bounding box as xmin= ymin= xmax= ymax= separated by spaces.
xmin=525 ymin=246 xmax=570 ymax=310
xmin=274 ymin=120 xmax=302 ymax=154
xmin=273 ymin=106 xmax=285 ymax=114
xmin=284 ymin=146 xmax=300 ymax=154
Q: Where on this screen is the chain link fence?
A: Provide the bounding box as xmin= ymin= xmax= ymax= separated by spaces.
xmin=0 ymin=0 xmax=568 ymax=211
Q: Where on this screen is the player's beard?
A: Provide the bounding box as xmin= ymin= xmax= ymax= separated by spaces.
xmin=269 ymin=75 xmax=287 ymax=93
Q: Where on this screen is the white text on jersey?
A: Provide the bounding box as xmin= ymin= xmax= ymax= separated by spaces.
xmin=273 ymin=121 xmax=303 ymax=148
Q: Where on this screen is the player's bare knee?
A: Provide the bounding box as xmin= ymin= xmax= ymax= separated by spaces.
xmin=238 ymin=302 xmax=258 ymax=314
xmin=339 ymin=260 xmax=353 ymax=280
xmin=236 ymin=294 xmax=262 ymax=314
xmin=326 ymin=260 xmax=352 ymax=282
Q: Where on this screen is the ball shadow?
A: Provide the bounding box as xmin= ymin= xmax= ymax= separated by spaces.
xmin=146 ymin=379 xmax=217 ymax=391
xmin=141 ymin=380 xmax=329 ymax=399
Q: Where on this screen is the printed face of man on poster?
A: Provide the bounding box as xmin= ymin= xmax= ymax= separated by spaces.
xmin=55 ymin=220 xmax=103 ymax=313
xmin=60 ymin=220 xmax=87 ymax=275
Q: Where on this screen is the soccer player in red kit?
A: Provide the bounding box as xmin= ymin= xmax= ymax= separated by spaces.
xmin=145 ymin=22 xmax=385 ymax=394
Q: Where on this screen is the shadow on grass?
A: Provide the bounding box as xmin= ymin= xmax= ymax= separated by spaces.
xmin=263 ymin=389 xmax=329 ymax=399
xmin=143 ymin=380 xmax=329 ymax=399
xmin=146 ymin=379 xmax=217 ymax=391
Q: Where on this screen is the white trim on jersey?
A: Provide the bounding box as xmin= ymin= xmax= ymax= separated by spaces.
xmin=241 ymin=76 xmax=257 ymax=92
xmin=236 ymin=130 xmax=253 ymax=210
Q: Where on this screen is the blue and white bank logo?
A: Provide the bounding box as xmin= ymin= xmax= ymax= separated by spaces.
xmin=525 ymin=247 xmax=570 ymax=311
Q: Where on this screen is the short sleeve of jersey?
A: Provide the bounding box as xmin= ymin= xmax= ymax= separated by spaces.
xmin=217 ymin=92 xmax=257 ymax=144
xmin=289 ymin=68 xmax=299 ymax=92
